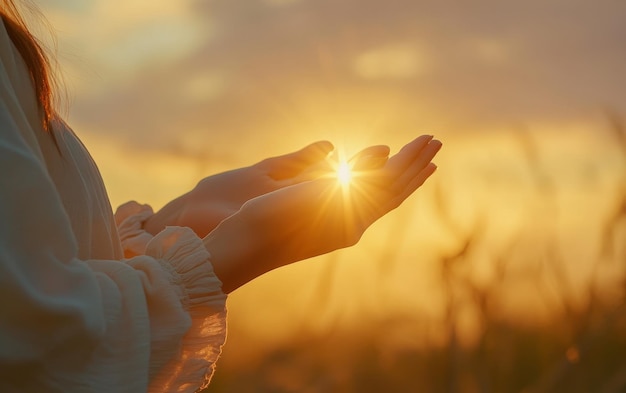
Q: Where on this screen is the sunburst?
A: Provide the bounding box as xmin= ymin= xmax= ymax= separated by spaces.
xmin=336 ymin=161 xmax=353 ymax=187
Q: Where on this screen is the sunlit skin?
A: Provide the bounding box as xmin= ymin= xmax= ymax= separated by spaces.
xmin=144 ymin=143 xmax=391 ymax=237
xmin=204 ymin=135 xmax=441 ymax=293
xmin=143 ymin=141 xmax=335 ymax=236
xmin=145 ymin=135 xmax=441 ymax=294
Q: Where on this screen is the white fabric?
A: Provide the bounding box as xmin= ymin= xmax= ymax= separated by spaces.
xmin=0 ymin=19 xmax=227 ymax=393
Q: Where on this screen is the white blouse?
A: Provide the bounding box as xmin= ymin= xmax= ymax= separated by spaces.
xmin=0 ymin=19 xmax=227 ymax=393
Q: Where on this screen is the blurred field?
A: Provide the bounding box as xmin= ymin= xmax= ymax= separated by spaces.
xmin=33 ymin=0 xmax=626 ymax=391
xmin=192 ymin=117 xmax=626 ymax=393
xmin=84 ymin=110 xmax=626 ymax=393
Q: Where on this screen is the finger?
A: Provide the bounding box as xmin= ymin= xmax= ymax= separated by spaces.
xmin=350 ymin=145 xmax=390 ymax=171
xmin=393 ymin=139 xmax=442 ymax=188
xmin=278 ymin=161 xmax=333 ymax=186
xmin=288 ymin=144 xmax=391 ymax=185
xmin=265 ymin=141 xmax=334 ymax=179
xmin=385 ymin=162 xmax=438 ymax=212
xmin=349 ymin=145 xmax=390 ymax=161
xmin=385 ymin=135 xmax=433 ymax=175
xmin=355 ymin=138 xmax=439 ymax=190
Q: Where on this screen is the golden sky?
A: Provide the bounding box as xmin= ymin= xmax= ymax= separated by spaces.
xmin=35 ymin=0 xmax=626 ymax=347
xmin=39 ymin=0 xmax=626 ymax=152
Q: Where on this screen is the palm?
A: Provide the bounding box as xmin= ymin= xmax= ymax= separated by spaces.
xmin=180 ymin=167 xmax=288 ymax=236
xmin=238 ymin=135 xmax=442 ymax=269
xmin=156 ymin=141 xmax=389 ymax=237
xmin=204 ymin=135 xmax=441 ymax=293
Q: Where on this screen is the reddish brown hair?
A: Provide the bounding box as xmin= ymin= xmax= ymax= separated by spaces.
xmin=1 ymin=0 xmax=54 ymax=132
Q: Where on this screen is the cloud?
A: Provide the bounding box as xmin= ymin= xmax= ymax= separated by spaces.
xmin=38 ymin=0 xmax=626 ymax=157
xmin=353 ymin=44 xmax=429 ymax=80
xmin=40 ymin=0 xmax=212 ymax=84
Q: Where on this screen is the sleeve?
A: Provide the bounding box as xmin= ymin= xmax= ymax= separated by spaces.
xmin=0 ymin=54 xmax=226 ymax=393
xmin=114 ymin=202 xmax=229 ymax=391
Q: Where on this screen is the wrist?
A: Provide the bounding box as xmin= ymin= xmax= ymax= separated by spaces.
xmin=202 ymin=212 xmax=265 ymax=294
xmin=144 ymin=193 xmax=190 ymax=235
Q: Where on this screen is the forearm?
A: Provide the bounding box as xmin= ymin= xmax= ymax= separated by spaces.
xmin=202 ymin=213 xmax=278 ymax=294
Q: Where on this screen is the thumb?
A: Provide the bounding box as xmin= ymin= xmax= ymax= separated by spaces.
xmin=350 ymin=145 xmax=390 ymax=171
xmin=266 ymin=141 xmax=334 ymax=179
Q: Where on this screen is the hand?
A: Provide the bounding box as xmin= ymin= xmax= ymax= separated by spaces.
xmin=144 ymin=141 xmax=390 ymax=237
xmin=204 ymin=135 xmax=442 ymax=293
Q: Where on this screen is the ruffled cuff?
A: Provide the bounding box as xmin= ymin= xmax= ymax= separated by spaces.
xmin=145 ymin=226 xmax=227 ymax=393
xmin=115 ymin=201 xmax=155 ymax=257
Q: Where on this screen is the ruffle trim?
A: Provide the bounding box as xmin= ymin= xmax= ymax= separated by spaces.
xmin=146 ymin=227 xmax=227 ymax=393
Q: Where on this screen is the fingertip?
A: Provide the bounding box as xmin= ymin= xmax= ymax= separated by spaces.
xmin=313 ymin=140 xmax=334 ymax=155
xmin=427 ymin=140 xmax=443 ymax=160
xmin=420 ymin=134 xmax=434 ymax=142
xmin=403 ymin=134 xmax=434 ymax=152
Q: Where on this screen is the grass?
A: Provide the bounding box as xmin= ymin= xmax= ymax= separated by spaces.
xmin=205 ymin=116 xmax=626 ymax=393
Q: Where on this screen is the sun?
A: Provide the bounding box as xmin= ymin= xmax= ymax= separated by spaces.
xmin=336 ymin=161 xmax=353 ymax=187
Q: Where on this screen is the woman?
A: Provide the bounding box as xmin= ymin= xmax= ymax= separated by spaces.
xmin=0 ymin=1 xmax=442 ymax=392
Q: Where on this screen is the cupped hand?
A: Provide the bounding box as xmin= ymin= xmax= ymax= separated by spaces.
xmin=144 ymin=141 xmax=390 ymax=237
xmin=205 ymin=135 xmax=442 ymax=293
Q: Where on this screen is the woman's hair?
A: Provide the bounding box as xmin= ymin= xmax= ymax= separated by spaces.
xmin=1 ymin=0 xmax=54 ymax=132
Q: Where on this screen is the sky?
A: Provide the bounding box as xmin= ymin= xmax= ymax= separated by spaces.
xmin=32 ymin=0 xmax=626 ymax=347
xmin=38 ymin=0 xmax=626 ymax=149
